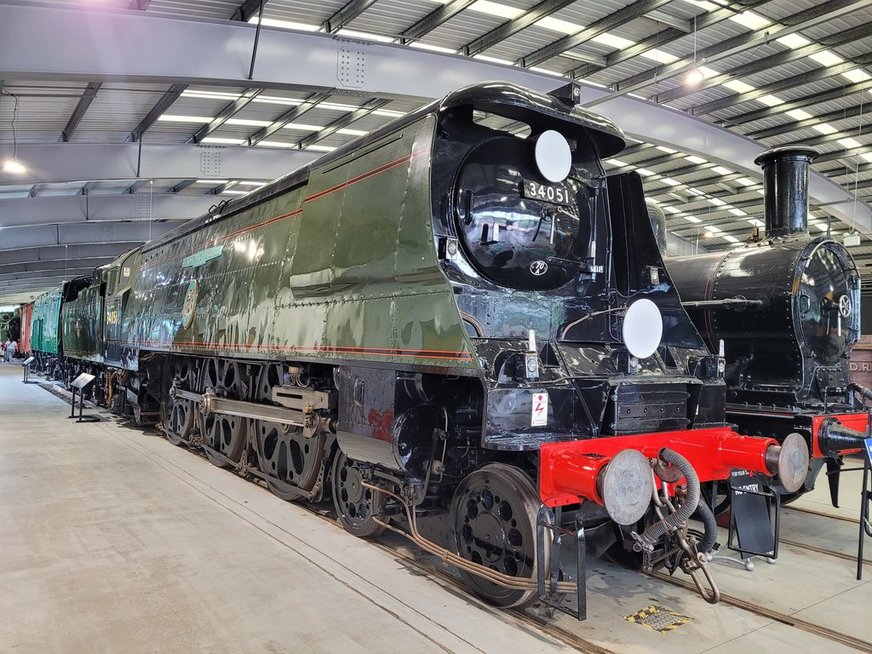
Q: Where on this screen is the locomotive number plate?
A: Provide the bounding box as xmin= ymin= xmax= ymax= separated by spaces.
xmin=522 ymin=180 xmax=572 ymax=206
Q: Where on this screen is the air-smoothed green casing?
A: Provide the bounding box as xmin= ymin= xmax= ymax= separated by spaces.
xmin=116 ymin=114 xmax=477 ymax=374
xmin=30 ymin=287 xmax=62 ymax=355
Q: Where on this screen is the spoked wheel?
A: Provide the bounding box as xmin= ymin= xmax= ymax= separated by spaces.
xmin=199 ymin=359 xmax=249 ymax=467
xmin=163 ymin=357 xmax=198 ymax=446
xmin=449 ymin=463 xmax=546 ymax=608
xmin=332 ymin=450 xmax=385 ymax=538
xmin=253 ymin=364 xmax=326 ymax=501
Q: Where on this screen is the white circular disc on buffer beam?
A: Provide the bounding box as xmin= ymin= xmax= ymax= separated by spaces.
xmin=622 ymin=299 xmax=663 ymax=359
xmin=534 ymin=130 xmax=572 ymax=183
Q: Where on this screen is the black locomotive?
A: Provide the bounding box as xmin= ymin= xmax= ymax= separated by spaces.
xmin=667 ymin=146 xmax=866 ymax=504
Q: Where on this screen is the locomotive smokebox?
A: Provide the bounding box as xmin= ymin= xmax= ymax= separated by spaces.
xmin=754 ymin=145 xmax=818 ymax=238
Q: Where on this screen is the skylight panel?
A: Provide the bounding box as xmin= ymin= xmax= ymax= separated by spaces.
xmin=862 ymin=153 xmax=872 ymax=163
xmin=248 ymin=16 xmax=320 ymax=32
xmin=254 ymin=96 xmax=303 ymax=106
xmin=707 ymin=198 xmax=727 ymax=206
xmin=641 ymin=49 xmax=679 ymax=64
xmin=158 ymin=115 xmax=211 ymax=123
xmin=469 ymin=0 xmax=523 ymax=19
xmin=839 ymin=137 xmax=862 ymax=149
xmin=661 ymin=178 xmax=682 ymax=186
xmin=320 ymin=102 xmax=361 ymax=111
xmin=698 ymin=66 xmax=719 ymax=78
xmin=336 ymin=29 xmax=394 ymax=43
xmin=736 ymin=177 xmax=756 ymax=186
xmin=687 ymin=188 xmax=705 ymax=196
xmin=337 ymin=128 xmax=369 ymax=136
xmin=637 ymin=168 xmax=655 ymax=176
xmin=200 ymin=137 xmax=245 ymax=145
xmin=535 ymin=16 xmax=581 ymax=35
xmin=373 ymin=109 xmax=405 ymax=118
xmin=193 ymin=179 xmax=229 ymax=184
xmin=812 ymin=123 xmax=837 ymax=135
xmin=256 ymin=141 xmax=297 ymax=148
xmin=226 ymin=118 xmax=272 ymax=127
xmin=282 ymin=123 xmax=323 ymax=131
xmin=809 ymin=50 xmax=844 ymax=67
xmin=842 ymin=69 xmax=871 ymax=84
xmin=712 ymin=166 xmax=732 ymax=175
xmin=684 ymin=215 xmax=702 ymax=223
xmin=730 ymin=208 xmax=747 ymax=216
xmin=707 ymin=226 xmax=723 ymax=233
xmin=592 ymin=33 xmax=636 ymax=49
xmin=656 ymin=146 xmax=677 ymax=154
xmin=730 ymin=11 xmax=771 ymax=30
xmin=182 ymin=90 xmax=240 ymax=101
xmin=306 ymin=145 xmax=337 ymax=152
xmin=777 ymin=34 xmax=810 ymax=49
xmin=529 ymin=67 xmax=564 ymax=77
xmin=787 ymin=108 xmax=813 ymax=121
xmin=723 ymin=80 xmax=755 ymax=93
xmin=665 ymin=206 xmax=680 ymax=214
xmin=757 ymin=95 xmax=784 ymax=107
xmin=410 ymin=42 xmax=457 ymax=54
xmin=473 ymin=54 xmax=514 ymax=65
xmin=747 ymin=218 xmax=763 ymax=226
xmin=685 ymin=155 xmax=707 ymax=164
xmin=606 ymin=158 xmax=628 ymax=167
xmin=724 ymin=235 xmax=740 ymax=242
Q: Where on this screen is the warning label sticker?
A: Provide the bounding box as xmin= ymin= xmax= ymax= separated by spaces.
xmin=531 ymin=391 xmax=548 ymax=427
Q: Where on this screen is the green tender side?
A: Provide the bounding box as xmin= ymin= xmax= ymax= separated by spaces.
xmin=61 ymin=281 xmax=104 ymax=362
xmin=30 ymin=286 xmax=63 ymax=355
xmin=121 ymin=115 xmax=478 ymax=373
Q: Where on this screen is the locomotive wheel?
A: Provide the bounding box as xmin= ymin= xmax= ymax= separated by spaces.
xmin=164 ymin=358 xmax=197 ymax=446
xmin=253 ymin=364 xmax=326 ymax=500
xmin=449 ymin=463 xmax=545 ymax=609
xmin=332 ymin=451 xmax=385 ymax=538
xmin=199 ymin=359 xmax=249 ymax=467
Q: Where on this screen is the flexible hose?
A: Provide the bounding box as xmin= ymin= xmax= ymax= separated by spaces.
xmin=636 ymin=448 xmax=700 ymax=551
xmin=693 ymin=500 xmax=717 ymax=555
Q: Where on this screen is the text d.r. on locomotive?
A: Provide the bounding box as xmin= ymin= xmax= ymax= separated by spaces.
xmin=25 ymin=82 xmax=811 ymax=618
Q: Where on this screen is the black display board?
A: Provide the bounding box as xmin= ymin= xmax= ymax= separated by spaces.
xmin=727 ymin=469 xmax=777 ymax=559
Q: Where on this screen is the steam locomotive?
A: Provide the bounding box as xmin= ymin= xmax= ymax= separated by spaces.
xmin=25 ymin=82 xmax=809 ymax=617
xmin=664 ymin=147 xmax=867 ymax=505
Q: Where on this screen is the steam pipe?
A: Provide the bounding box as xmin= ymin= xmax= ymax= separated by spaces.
xmin=754 ymin=145 xmax=818 ymax=238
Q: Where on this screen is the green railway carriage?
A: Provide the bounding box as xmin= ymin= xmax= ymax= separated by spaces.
xmin=30 ymin=286 xmax=63 ymax=357
xmin=60 ymin=276 xmax=105 ymax=364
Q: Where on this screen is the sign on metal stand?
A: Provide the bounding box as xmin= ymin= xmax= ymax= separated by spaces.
xmin=725 ymin=469 xmax=780 ymax=564
xmin=68 ymin=373 xmax=99 ymax=423
xmin=21 ymin=356 xmax=36 ymax=384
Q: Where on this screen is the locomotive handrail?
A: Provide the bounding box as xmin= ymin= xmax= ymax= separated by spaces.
xmin=681 ymin=298 xmax=764 ymax=308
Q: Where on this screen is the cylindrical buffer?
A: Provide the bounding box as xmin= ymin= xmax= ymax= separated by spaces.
xmin=754 ymin=145 xmax=818 ymax=238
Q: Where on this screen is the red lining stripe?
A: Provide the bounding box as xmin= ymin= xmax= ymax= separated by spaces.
xmin=130 ymin=339 xmax=473 ymax=361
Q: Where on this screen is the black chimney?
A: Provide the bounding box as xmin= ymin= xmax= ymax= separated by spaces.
xmin=753 ymin=145 xmax=818 ymax=238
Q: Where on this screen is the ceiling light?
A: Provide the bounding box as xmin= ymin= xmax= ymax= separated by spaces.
xmin=2 ymin=159 xmax=26 ymax=174
xmin=409 ymin=42 xmax=457 ymax=54
xmin=194 ymin=179 xmax=229 ymax=184
xmin=253 ymin=96 xmax=304 ymax=106
xmin=685 ymin=67 xmax=704 ymax=86
xmin=472 ymin=54 xmax=514 ymax=65
xmin=256 ymin=141 xmax=297 ymax=148
xmin=182 ymin=90 xmax=241 ymax=101
xmin=335 ymin=29 xmax=394 ymax=43
xmin=237 ymin=181 xmax=267 ymax=187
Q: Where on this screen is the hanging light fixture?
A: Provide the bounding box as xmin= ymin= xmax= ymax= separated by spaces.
xmin=685 ymin=17 xmax=703 ymax=87
xmin=3 ymin=92 xmax=26 ymax=174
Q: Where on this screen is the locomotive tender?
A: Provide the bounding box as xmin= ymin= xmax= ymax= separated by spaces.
xmin=667 ymin=146 xmax=867 ymax=504
xmin=29 ymin=82 xmax=809 ymax=614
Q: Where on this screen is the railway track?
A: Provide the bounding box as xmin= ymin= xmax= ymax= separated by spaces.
xmin=650 ymin=572 xmax=872 ymax=653
xmin=59 ymin=387 xmax=872 ymax=654
xmin=785 ymin=505 xmax=858 ymax=524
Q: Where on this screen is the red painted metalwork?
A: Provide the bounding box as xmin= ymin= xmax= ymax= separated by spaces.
xmin=539 ymin=427 xmax=778 ymax=508
xmin=811 ymin=412 xmax=868 ymax=458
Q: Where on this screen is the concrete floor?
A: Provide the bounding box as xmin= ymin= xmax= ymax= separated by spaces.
xmin=2 ymin=361 xmax=872 ymax=653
